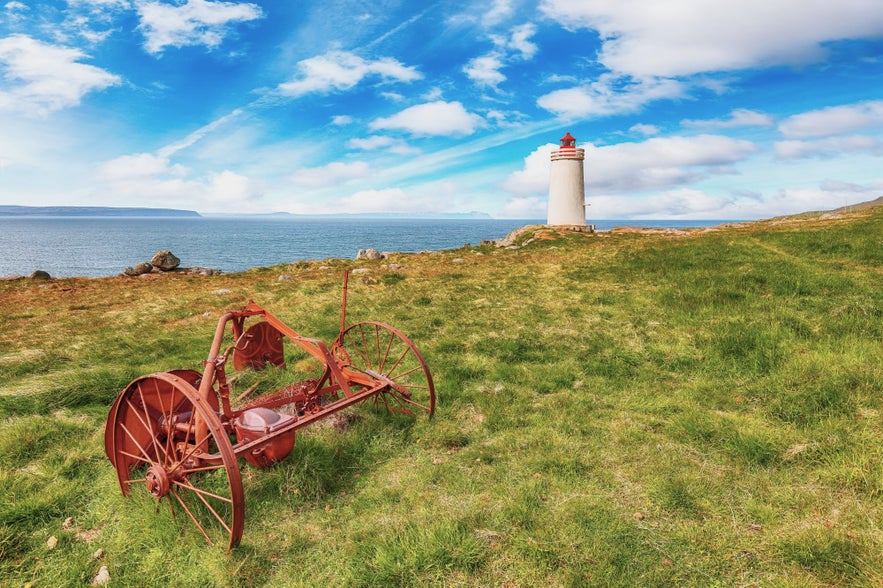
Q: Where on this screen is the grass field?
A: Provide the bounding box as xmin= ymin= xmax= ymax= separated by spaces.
xmin=1 ymin=206 xmax=881 ymax=587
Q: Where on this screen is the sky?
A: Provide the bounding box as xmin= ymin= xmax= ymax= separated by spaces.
xmin=0 ymin=1 xmax=882 ymax=220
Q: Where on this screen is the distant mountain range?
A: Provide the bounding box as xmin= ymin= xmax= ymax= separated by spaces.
xmin=0 ymin=205 xmax=493 ymax=219
xmin=0 ymin=205 xmax=201 ymax=217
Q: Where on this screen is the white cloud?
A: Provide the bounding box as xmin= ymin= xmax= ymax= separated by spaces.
xmin=370 ymin=101 xmax=484 ymax=137
xmin=136 ymin=0 xmax=263 ymax=55
xmin=587 ymin=135 xmax=758 ymax=193
xmin=630 ymin=123 xmax=660 ymax=136
xmin=498 ymin=196 xmax=546 ymax=219
xmin=0 ymin=35 xmax=120 ymax=116
xmin=380 ymin=91 xmax=405 ymax=102
xmin=501 ymin=143 xmax=556 ymax=196
xmin=98 ymin=153 xmax=185 ymax=180
xmin=682 ymin=109 xmax=775 ymax=129
xmin=537 ymin=74 xmax=685 ymax=119
xmin=774 ymin=135 xmax=883 ymax=159
xmin=463 ymin=53 xmax=506 ymax=88
xmin=288 ymin=161 xmax=371 ymax=188
xmin=502 ymin=135 xmax=757 ymax=197
xmin=505 ymin=23 xmax=538 ymax=59
xmin=337 ymin=188 xmax=423 ymax=214
xmin=482 ymin=0 xmax=514 ymax=27
xmin=332 ymin=115 xmax=354 ymax=125
xmin=278 ymin=50 xmax=421 ymax=97
xmin=540 ymin=0 xmax=883 ymax=77
xmin=346 ymin=135 xmax=419 ymax=155
xmin=97 ymin=151 xmax=261 ymax=208
xmin=778 ymin=100 xmax=883 ymax=139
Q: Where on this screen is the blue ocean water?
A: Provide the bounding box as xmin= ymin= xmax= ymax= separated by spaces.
xmin=0 ymin=217 xmax=733 ymax=278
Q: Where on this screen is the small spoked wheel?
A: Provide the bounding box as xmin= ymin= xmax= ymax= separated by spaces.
xmin=105 ymin=373 xmax=244 ymax=550
xmin=333 ymin=321 xmax=435 ymax=418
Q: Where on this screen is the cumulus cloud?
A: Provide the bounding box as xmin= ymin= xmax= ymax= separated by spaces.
xmin=537 ymin=74 xmax=685 ymax=119
xmin=503 ymin=135 xmax=757 ymax=197
xmin=137 ymin=0 xmax=263 ymax=55
xmin=0 ymin=34 xmax=120 ymax=116
xmin=539 ymin=0 xmax=883 ymax=77
xmin=463 ymin=54 xmax=506 ymax=88
xmin=370 ymin=101 xmax=484 ymax=137
xmin=278 ymin=50 xmax=421 ymax=97
xmin=97 ymin=151 xmax=261 ymax=207
xmin=331 ymin=115 xmax=354 ymax=125
xmin=498 ymin=196 xmax=546 ymax=219
xmin=778 ymin=100 xmax=883 ymax=139
xmin=774 ymin=135 xmax=883 ymax=159
xmin=288 ymin=161 xmax=371 ymax=188
xmin=682 ymin=109 xmax=775 ymax=129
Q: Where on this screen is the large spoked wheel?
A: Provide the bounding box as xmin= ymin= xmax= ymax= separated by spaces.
xmin=333 ymin=321 xmax=435 ymax=418
xmin=105 ymin=372 xmax=244 ymax=550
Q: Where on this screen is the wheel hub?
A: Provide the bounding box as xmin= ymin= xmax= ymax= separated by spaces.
xmin=145 ymin=464 xmax=171 ymax=498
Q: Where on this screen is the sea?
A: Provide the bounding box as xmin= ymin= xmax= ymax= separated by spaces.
xmin=0 ymin=217 xmax=734 ymax=278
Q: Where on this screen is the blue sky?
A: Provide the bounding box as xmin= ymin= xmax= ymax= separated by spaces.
xmin=1 ymin=0 xmax=882 ymax=219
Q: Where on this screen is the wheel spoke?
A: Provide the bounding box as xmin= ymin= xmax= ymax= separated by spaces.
xmin=171 ymin=488 xmax=213 ymax=545
xmin=350 ymin=329 xmax=373 ymax=370
xmin=119 ymin=449 xmax=153 ymax=465
xmin=384 ymin=346 xmax=411 ymax=378
xmin=378 ymin=330 xmax=395 ymax=374
xmin=172 ymin=479 xmax=233 ymax=504
xmin=180 ymin=464 xmax=226 ymax=475
xmin=119 ymin=421 xmax=158 ymax=466
xmin=173 ymin=481 xmax=233 ymax=533
xmin=167 ymin=430 xmax=215 ymax=476
xmin=126 ymin=395 xmax=170 ymax=464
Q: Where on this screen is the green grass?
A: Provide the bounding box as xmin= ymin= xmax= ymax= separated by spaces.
xmin=1 ymin=208 xmax=881 ymax=586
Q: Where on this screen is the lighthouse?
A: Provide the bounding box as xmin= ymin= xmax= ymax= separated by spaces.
xmin=547 ymin=132 xmax=586 ymax=226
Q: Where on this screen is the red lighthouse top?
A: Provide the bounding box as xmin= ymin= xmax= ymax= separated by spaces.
xmin=559 ymin=132 xmax=576 ymax=150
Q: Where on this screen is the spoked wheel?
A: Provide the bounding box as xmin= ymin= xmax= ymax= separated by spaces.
xmin=333 ymin=321 xmax=435 ymax=418
xmin=105 ymin=372 xmax=244 ymax=550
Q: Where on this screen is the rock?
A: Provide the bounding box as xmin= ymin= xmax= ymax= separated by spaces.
xmin=356 ymin=248 xmax=382 ymax=260
xmin=92 ymin=548 xmax=105 ymax=559
xmin=387 ymin=263 xmax=403 ymax=271
xmin=212 ymin=288 xmax=232 ymax=295
xmin=633 ymin=512 xmax=645 ymax=521
xmin=92 ymin=565 xmax=110 ymax=586
xmin=452 ymin=258 xmax=465 ymax=263
xmin=133 ymin=261 xmax=153 ymax=275
xmin=278 ymin=274 xmax=292 ymax=281
xmin=150 ymin=250 xmax=180 ymax=271
xmin=351 ymin=268 xmax=370 ymax=274
xmin=46 ymin=535 xmax=58 ymax=549
xmin=30 ymin=270 xmax=51 ymax=280
xmin=62 ymin=517 xmax=74 ymax=529
xmin=122 ymin=267 xmax=138 ymax=277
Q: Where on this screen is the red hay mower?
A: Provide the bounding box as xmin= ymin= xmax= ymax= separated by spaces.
xmin=104 ymin=272 xmax=435 ymax=550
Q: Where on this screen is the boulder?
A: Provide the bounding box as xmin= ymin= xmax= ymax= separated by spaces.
xmin=122 ymin=267 xmax=138 ymax=277
xmin=30 ymin=270 xmax=51 ymax=280
xmin=133 ymin=262 xmax=153 ymax=275
xmin=356 ymin=248 xmax=383 ymax=260
xmin=150 ymin=250 xmax=180 ymax=271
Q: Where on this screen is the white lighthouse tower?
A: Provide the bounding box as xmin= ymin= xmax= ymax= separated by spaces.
xmin=547 ymin=132 xmax=586 ymax=226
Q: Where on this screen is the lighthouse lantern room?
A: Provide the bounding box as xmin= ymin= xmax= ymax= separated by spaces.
xmin=547 ymin=132 xmax=586 ymax=226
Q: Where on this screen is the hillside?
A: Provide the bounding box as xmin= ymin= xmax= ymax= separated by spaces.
xmin=0 ymin=205 xmax=200 ymax=217
xmin=0 ymin=205 xmax=881 ymax=586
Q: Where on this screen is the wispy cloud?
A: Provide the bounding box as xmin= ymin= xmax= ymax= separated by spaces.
xmin=778 ymin=100 xmax=883 ymax=139
xmin=0 ymin=34 xmax=120 ymax=116
xmin=682 ymin=109 xmax=775 ymax=129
